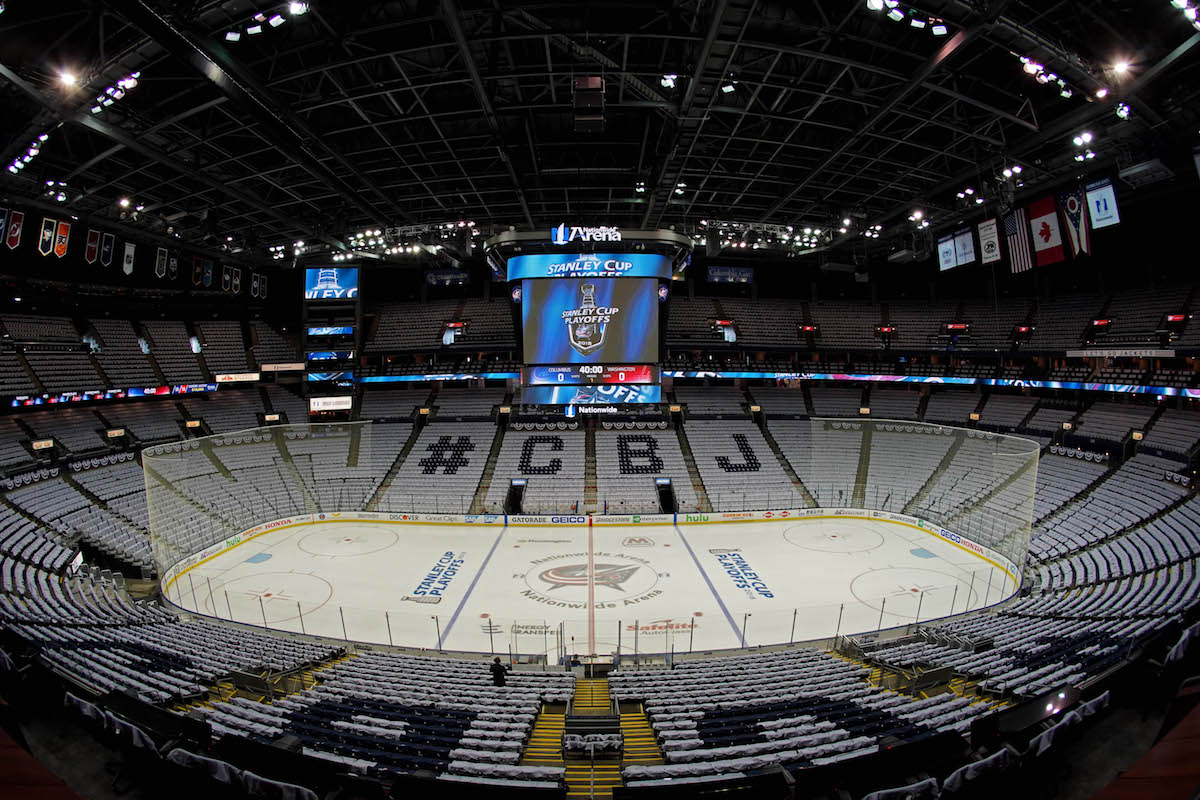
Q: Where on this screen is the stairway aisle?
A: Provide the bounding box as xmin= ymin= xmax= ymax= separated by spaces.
xmin=619 ymin=701 xmax=665 ymax=767
xmin=519 ymin=705 xmax=566 ymax=767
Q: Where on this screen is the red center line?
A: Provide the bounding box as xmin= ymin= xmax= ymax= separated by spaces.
xmin=587 ymin=517 xmax=596 ymax=656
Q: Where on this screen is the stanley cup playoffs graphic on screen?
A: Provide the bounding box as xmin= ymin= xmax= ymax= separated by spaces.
xmin=522 ymin=277 xmax=658 ymax=364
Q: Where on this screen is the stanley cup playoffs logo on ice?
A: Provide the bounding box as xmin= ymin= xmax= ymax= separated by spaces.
xmin=563 ymin=283 xmax=617 ymax=356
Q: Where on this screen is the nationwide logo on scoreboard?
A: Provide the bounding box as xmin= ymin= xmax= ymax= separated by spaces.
xmin=563 ymin=283 xmax=617 ymax=356
xmin=551 ymin=223 xmax=622 ymax=245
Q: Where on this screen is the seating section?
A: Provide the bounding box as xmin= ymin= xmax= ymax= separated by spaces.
xmin=807 ymin=301 xmax=881 ymax=349
xmin=808 ymin=385 xmax=863 ymax=417
xmin=676 ymin=386 xmax=745 ymax=416
xmin=865 ymin=428 xmax=954 ymax=511
xmin=717 ymin=298 xmax=802 ymax=347
xmin=1028 ymin=455 xmax=1108 ymax=523
xmin=887 ymin=303 xmax=958 ymax=350
xmin=867 ymin=388 xmax=920 ymax=420
xmin=144 ymin=321 xmax=205 ymax=384
xmin=182 ymin=389 xmax=264 ymax=433
xmin=612 ymin=648 xmax=992 ymax=780
xmin=961 ymin=299 xmax=1031 ymax=351
xmin=685 ymin=420 xmax=803 ymax=510
xmin=0 ymin=351 xmax=37 ymax=396
xmin=484 ymin=429 xmax=584 ymax=514
xmin=196 ymin=322 xmax=249 ymax=375
xmin=664 ymin=297 xmax=720 ymax=346
xmin=1099 ymin=287 xmax=1178 ymax=344
xmin=1029 ymin=455 xmax=1187 ymax=561
xmin=24 ymin=408 xmax=107 ymax=453
xmin=264 ymin=385 xmax=307 ymax=422
xmin=770 ymin=420 xmax=861 ymax=507
xmin=249 ymin=321 xmax=299 ymax=365
xmin=100 ymin=401 xmax=185 ymax=443
xmin=595 ymin=429 xmax=699 ymax=514
xmin=89 ymin=319 xmax=157 ymax=387
xmin=434 ymin=388 xmax=504 ymax=419
xmin=747 ymin=387 xmax=809 ymax=416
xmin=360 ymin=388 xmax=428 ymax=420
xmin=1072 ymin=402 xmax=1155 ymax=444
xmin=378 ymin=423 xmax=495 ymax=514
xmin=196 ymin=650 xmax=570 ymax=783
xmin=367 ymin=301 xmax=459 ymax=352
xmin=1024 ymin=405 xmax=1076 ymax=434
xmin=457 ymin=299 xmax=516 ymax=347
xmin=923 ymin=391 xmax=979 ymax=424
xmin=978 ymin=394 xmax=1038 ymax=430
xmin=1027 ymin=295 xmax=1104 ymax=350
xmin=1140 ymin=408 xmax=1200 ymax=461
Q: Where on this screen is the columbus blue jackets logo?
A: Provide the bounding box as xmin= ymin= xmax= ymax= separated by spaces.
xmin=563 ymin=283 xmax=616 ymax=356
xmin=538 ymin=563 xmax=640 ymax=591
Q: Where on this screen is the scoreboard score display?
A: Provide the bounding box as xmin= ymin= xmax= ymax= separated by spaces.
xmin=523 ymin=365 xmax=659 ymax=385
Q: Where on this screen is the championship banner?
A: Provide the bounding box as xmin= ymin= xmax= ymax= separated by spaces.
xmin=5 ymin=210 xmax=23 ymax=250
xmin=1058 ymin=188 xmax=1089 ymax=257
xmin=155 ymin=247 xmax=168 ymax=278
xmin=260 ymin=275 xmax=268 ymax=299
xmin=221 ymin=264 xmax=231 ymax=292
xmin=53 ymin=221 xmax=71 ymax=258
xmin=953 ymin=228 xmax=976 ymax=265
xmin=937 ymin=235 xmax=956 ymax=272
xmin=251 ymin=272 xmax=260 ymax=298
xmin=122 ymin=242 xmax=136 ymax=275
xmin=100 ymin=233 xmax=115 ymax=266
xmin=85 ymin=230 xmax=101 ymax=264
xmin=1085 ymin=179 xmax=1120 ymax=229
xmin=168 ymin=252 xmax=178 ymax=280
xmin=1028 ymin=196 xmax=1064 ymax=266
xmin=192 ymin=256 xmax=202 ymax=285
xmin=977 ymin=218 xmax=1001 ymax=264
xmin=202 ymin=259 xmax=213 ymax=287
xmin=38 ymin=217 xmax=55 ymax=256
xmin=231 ymin=268 xmax=241 ymax=294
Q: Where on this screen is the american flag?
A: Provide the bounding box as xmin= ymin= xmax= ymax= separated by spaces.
xmin=1005 ymin=208 xmax=1032 ymax=273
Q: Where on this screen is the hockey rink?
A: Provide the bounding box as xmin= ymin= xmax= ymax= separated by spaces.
xmin=166 ymin=516 xmax=1017 ymax=656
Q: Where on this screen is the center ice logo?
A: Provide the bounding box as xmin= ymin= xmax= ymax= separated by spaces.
xmin=539 ymin=563 xmax=640 ymax=591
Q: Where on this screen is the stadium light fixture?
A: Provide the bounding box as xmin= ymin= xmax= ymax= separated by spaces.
xmin=910 ymin=17 xmax=926 ymax=28
xmin=268 ymin=14 xmax=285 ymax=27
xmin=1095 ymin=87 xmax=1108 ymax=99
xmin=1112 ymin=60 xmax=1129 ymax=74
xmin=118 ymin=197 xmax=130 ymax=208
xmin=225 ymin=31 xmax=241 ymax=41
xmin=660 ymin=74 xmax=677 ymax=88
xmin=886 ymin=8 xmax=904 ymax=21
xmin=1116 ymin=102 xmax=1130 ymax=119
xmin=247 ymin=24 xmax=263 ymax=34
xmin=931 ymin=20 xmax=948 ymax=35
xmin=59 ymin=70 xmax=77 ymax=87
xmin=866 ymin=0 xmax=884 ymax=10
xmin=289 ymin=1 xmax=308 ymax=14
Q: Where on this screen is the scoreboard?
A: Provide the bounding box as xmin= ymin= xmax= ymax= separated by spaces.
xmin=523 ymin=365 xmax=659 ymax=386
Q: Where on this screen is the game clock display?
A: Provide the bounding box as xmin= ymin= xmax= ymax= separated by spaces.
xmin=523 ymin=365 xmax=658 ymax=386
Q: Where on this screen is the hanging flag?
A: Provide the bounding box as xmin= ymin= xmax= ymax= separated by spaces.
xmin=155 ymin=247 xmax=168 ymax=278
xmin=192 ymin=256 xmax=203 ymax=285
xmin=977 ymin=218 xmax=1001 ymax=264
xmin=100 ymin=233 xmax=115 ymax=266
xmin=1004 ymin=209 xmax=1033 ymax=273
xmin=168 ymin=252 xmax=178 ymax=280
xmin=251 ymin=272 xmax=260 ymax=298
xmin=1085 ymin=179 xmax=1120 ymax=229
xmin=202 ymin=259 xmax=213 ymax=287
xmin=85 ymin=230 xmax=101 ymax=264
xmin=231 ymin=268 xmax=242 ymax=294
xmin=38 ymin=217 xmax=56 ymax=256
xmin=5 ymin=210 xmax=23 ymax=250
xmin=953 ymin=228 xmax=976 ymax=265
xmin=937 ymin=235 xmax=956 ymax=272
xmin=0 ymin=210 xmax=5 ymax=245
xmin=1028 ymin=197 xmax=1064 ymax=266
xmin=122 ymin=242 xmax=135 ymax=274
xmin=1058 ymin=188 xmax=1089 ymax=257
xmin=53 ymin=221 xmax=71 ymax=258
xmin=221 ymin=264 xmax=232 ymax=292
xmin=260 ymin=275 xmax=268 ymax=299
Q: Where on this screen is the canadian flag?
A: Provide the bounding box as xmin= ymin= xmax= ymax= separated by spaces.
xmin=1028 ymin=196 xmax=1064 ymax=266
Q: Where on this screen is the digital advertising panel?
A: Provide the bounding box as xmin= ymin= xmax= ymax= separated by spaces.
xmin=522 ymin=277 xmax=658 ymax=364
xmin=303 ymin=268 xmax=359 ymax=300
xmin=523 ymin=365 xmax=659 ymax=385
xmin=507 ymin=253 xmax=671 ymax=281
xmin=522 ymin=383 xmax=662 ymax=405
xmin=307 ymin=325 xmax=354 ymax=336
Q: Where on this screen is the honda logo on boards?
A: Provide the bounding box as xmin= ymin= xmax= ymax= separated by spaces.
xmin=551 ymin=224 xmax=622 ymax=245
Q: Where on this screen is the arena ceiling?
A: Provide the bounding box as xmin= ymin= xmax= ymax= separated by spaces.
xmin=0 ymin=0 xmax=1197 ymax=262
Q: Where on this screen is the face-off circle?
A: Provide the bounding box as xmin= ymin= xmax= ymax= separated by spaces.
xmin=783 ymin=521 xmax=884 ymax=553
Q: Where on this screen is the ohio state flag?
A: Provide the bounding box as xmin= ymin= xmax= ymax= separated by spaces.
xmin=5 ymin=210 xmax=23 ymax=250
xmin=85 ymin=230 xmax=101 ymax=264
xmin=1058 ymin=188 xmax=1090 ymax=257
xmin=1028 ymin=197 xmax=1064 ymax=266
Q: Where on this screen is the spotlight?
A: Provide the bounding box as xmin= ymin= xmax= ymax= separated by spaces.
xmin=842 ymin=217 xmax=851 ymax=226
xmin=247 ymin=24 xmax=263 ymax=34
xmin=1113 ymin=61 xmax=1129 ymax=74
xmin=268 ymin=14 xmax=285 ymax=27
xmin=59 ymin=70 xmax=77 ymax=87
xmin=910 ymin=17 xmax=926 ymax=28
xmin=931 ymin=21 xmax=948 ymax=35
xmin=721 ymin=83 xmax=736 ymax=93
xmin=1096 ymin=87 xmax=1108 ymax=98
xmin=887 ymin=8 xmax=904 ymax=21
xmin=225 ymin=31 xmax=241 ymax=41
xmin=660 ymin=74 xmax=677 ymax=88
xmin=288 ymin=1 xmax=308 ymax=14
xmin=118 ymin=197 xmax=130 ymax=208
xmin=1116 ymin=102 xmax=1130 ymax=119
xmin=866 ymin=0 xmax=883 ymax=10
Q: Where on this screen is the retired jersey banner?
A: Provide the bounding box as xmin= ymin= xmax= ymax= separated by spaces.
xmin=122 ymin=242 xmax=135 ymax=274
xmin=977 ymin=218 xmax=1001 ymax=264
xmin=85 ymin=230 xmax=101 ymax=264
xmin=232 ymin=268 xmax=241 ymax=294
xmin=155 ymin=247 xmax=168 ymax=278
xmin=53 ymin=221 xmax=71 ymax=258
xmin=192 ymin=256 xmax=202 ymax=285
xmin=168 ymin=252 xmax=178 ymax=280
xmin=1028 ymin=196 xmax=1064 ymax=266
xmin=1058 ymin=188 xmax=1089 ymax=257
xmin=953 ymin=228 xmax=976 ymax=265
xmin=38 ymin=217 xmax=55 ymax=256
xmin=100 ymin=233 xmax=115 ymax=266
xmin=5 ymin=210 xmax=23 ymax=250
